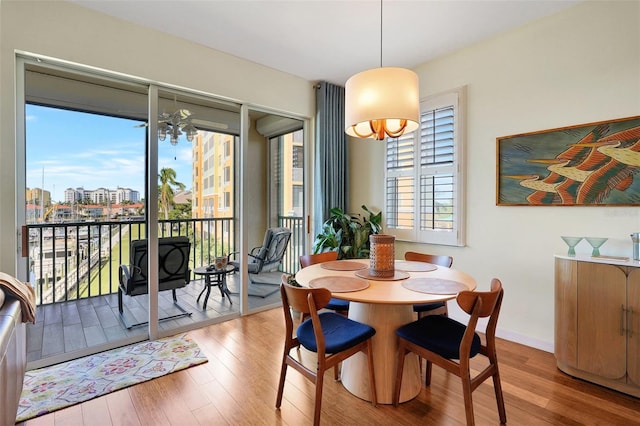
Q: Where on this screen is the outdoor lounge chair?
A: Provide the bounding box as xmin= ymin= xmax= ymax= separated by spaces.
xmin=118 ymin=236 xmax=192 ymax=328
xmin=229 ymin=227 xmax=291 ymax=284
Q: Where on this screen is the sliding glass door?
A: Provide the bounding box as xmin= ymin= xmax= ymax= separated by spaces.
xmin=18 ymin=57 xmax=242 ymax=367
xmin=17 ymin=54 xmax=308 ymax=367
xmin=269 ymin=128 xmax=305 ymax=273
xmin=153 ymin=87 xmax=241 ymax=330
xmin=22 ymin=62 xmax=151 ymax=364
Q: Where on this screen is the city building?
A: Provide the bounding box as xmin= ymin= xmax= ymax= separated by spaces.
xmin=64 ymin=186 xmax=140 ymax=205
xmin=192 ymin=132 xmax=235 ymax=219
xmin=25 ymin=187 xmax=50 ymax=208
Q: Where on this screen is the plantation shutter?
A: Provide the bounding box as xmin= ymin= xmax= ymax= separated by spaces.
xmin=419 ymin=106 xmax=455 ymax=233
xmin=383 ymin=87 xmax=465 ymax=246
xmin=386 ymin=132 xmax=414 ymax=229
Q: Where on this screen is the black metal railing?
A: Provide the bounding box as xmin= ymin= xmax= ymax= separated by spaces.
xmin=25 ymin=218 xmax=235 ymax=306
xmin=25 ymin=216 xmax=304 ymax=306
xmin=279 ymin=215 xmax=304 ymax=274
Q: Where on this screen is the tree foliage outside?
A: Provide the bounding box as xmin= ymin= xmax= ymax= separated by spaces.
xmin=158 ymin=167 xmax=185 ymax=220
xmin=169 ymin=199 xmax=192 ymax=220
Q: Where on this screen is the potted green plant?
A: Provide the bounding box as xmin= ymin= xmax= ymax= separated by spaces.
xmin=312 ymin=205 xmax=382 ymax=259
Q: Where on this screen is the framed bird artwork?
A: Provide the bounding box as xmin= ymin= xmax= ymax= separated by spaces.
xmin=497 ymin=115 xmax=640 ymax=206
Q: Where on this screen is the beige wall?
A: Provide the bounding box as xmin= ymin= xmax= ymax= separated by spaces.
xmin=350 ymin=1 xmax=640 ymax=351
xmin=0 ymin=1 xmax=313 ymax=273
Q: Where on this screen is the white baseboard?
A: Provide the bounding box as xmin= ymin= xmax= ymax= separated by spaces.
xmin=451 ymin=312 xmax=555 ymax=354
xmin=495 ymin=327 xmax=554 ymax=353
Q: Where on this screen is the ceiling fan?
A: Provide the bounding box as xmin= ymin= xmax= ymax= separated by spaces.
xmin=158 ymin=109 xmax=198 ymax=145
xmin=135 ymin=108 xmax=198 ymax=145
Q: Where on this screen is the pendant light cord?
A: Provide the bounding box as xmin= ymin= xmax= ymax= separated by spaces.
xmin=380 ymin=0 xmax=383 ymax=68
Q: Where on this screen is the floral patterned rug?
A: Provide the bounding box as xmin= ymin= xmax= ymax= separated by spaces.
xmin=16 ymin=333 xmax=207 ymax=422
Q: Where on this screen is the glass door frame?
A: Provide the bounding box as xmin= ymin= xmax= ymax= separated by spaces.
xmin=16 ymin=54 xmax=310 ymax=360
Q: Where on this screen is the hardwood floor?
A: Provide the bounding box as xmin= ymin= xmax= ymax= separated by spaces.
xmin=22 ymin=308 xmax=640 ymax=426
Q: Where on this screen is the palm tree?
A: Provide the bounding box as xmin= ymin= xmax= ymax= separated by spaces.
xmin=158 ymin=167 xmax=185 ymax=220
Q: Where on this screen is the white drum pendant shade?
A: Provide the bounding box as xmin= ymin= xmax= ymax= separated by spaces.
xmin=345 ymin=67 xmax=419 ymax=140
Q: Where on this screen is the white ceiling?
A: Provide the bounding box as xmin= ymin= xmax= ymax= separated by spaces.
xmin=70 ymin=0 xmax=581 ymax=86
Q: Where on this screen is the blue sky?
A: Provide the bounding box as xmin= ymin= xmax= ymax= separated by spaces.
xmin=26 ymin=104 xmax=193 ymax=203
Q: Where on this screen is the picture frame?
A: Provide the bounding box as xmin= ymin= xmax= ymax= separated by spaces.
xmin=496 ymin=115 xmax=640 ymax=206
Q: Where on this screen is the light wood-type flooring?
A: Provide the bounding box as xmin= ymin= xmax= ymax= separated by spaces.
xmin=22 ymin=308 xmax=640 ymax=426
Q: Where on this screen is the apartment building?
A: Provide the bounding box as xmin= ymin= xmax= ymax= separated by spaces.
xmin=64 ymin=186 xmax=140 ymax=205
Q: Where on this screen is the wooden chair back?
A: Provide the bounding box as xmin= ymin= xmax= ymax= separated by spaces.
xmin=299 ymin=251 xmax=339 ymax=268
xmin=404 ymin=251 xmax=453 ymax=268
xmin=298 ymin=252 xmax=348 ymax=321
xmin=280 ymin=278 xmax=332 ymax=316
xmin=457 ymin=278 xmax=503 ymax=318
xmin=405 ymin=251 xmax=453 ymax=318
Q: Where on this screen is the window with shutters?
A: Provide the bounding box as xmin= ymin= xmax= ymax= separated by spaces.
xmin=385 ymin=87 xmax=466 ymax=246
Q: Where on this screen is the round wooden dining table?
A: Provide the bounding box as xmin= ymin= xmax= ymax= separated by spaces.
xmin=294 ymin=258 xmax=476 ymax=404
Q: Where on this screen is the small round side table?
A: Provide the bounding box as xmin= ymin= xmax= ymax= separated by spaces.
xmin=193 ymin=264 xmax=235 ymax=309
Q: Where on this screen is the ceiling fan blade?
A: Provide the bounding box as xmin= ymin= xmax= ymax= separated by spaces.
xmin=177 ymin=109 xmax=192 ymax=119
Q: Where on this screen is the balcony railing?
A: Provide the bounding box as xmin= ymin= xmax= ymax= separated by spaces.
xmin=279 ymin=215 xmax=304 ymax=274
xmin=25 ymin=216 xmax=303 ymax=306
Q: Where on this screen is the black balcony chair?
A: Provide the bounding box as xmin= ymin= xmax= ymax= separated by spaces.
xmin=229 ymin=227 xmax=291 ymax=284
xmin=118 ymin=236 xmax=192 ymax=329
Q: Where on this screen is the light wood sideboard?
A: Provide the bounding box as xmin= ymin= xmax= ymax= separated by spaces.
xmin=555 ymin=255 xmax=640 ymax=397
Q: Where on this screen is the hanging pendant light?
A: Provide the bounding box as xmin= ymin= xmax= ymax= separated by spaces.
xmin=345 ymin=0 xmax=419 ymax=140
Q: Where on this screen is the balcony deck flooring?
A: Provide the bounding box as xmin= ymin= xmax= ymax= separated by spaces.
xmin=26 ymin=274 xmax=282 ymax=367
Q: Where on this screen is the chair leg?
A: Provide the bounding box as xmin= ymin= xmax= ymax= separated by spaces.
xmin=366 ymin=341 xmax=377 ymax=407
xmin=275 ymin=356 xmax=288 ymax=409
xmin=117 ymin=288 xmax=134 ymax=329
xmin=118 ymin=287 xmax=124 ymax=314
xmin=416 ymin=305 xmax=446 ymax=378
xmin=334 ymin=364 xmax=339 ymax=381
xmin=492 ymin=367 xmax=507 ymax=424
xmin=170 ymin=289 xmax=193 ymax=318
xmin=393 ymin=342 xmax=408 ymax=407
xmin=425 ymin=360 xmax=433 ymax=386
xmin=118 ymin=287 xmax=136 ymax=330
xmin=461 ymin=373 xmax=475 ymax=426
xmin=313 ymin=369 xmax=324 ymax=426
xmin=120 ymin=293 xmax=192 ymax=329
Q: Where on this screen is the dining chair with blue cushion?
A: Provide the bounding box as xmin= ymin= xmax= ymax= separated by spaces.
xmin=299 ymin=252 xmax=349 ymax=315
xmin=393 ymin=278 xmax=506 ymax=426
xmin=405 ymin=251 xmax=453 ymax=318
xmin=276 ymin=277 xmax=377 ymax=426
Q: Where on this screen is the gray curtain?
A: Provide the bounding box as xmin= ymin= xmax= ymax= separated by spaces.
xmin=314 ymin=81 xmax=348 ymax=241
